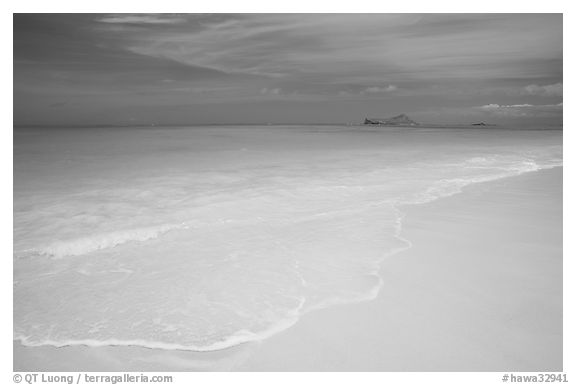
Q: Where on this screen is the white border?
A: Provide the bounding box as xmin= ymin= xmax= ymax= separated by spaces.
xmin=4 ymin=3 xmax=572 ymax=383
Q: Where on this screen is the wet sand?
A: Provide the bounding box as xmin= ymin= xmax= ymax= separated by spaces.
xmin=14 ymin=167 xmax=562 ymax=372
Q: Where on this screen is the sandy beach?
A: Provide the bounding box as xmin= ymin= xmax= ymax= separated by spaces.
xmin=238 ymin=166 xmax=563 ymax=371
xmin=14 ymin=167 xmax=562 ymax=372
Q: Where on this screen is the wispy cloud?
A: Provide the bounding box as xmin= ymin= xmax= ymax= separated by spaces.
xmin=522 ymin=83 xmax=562 ymax=97
xmin=97 ymin=14 xmax=188 ymax=25
xmin=260 ymin=87 xmax=282 ymax=95
xmin=95 ymin=14 xmax=560 ymax=103
xmin=476 ymin=102 xmax=562 ymax=118
xmin=363 ymin=85 xmax=398 ymax=94
xmin=479 ymin=102 xmax=562 ymax=109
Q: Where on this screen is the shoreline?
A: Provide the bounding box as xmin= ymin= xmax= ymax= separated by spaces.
xmin=14 ymin=167 xmax=563 ymax=371
xmin=238 ymin=166 xmax=562 ymax=371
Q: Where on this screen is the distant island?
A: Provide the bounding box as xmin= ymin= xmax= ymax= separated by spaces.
xmin=363 ymin=114 xmax=496 ymax=127
xmin=470 ymin=122 xmax=497 ymax=126
xmin=364 ymin=114 xmax=418 ymax=126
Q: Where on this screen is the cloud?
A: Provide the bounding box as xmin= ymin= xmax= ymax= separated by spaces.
xmin=522 ymin=83 xmax=562 ymax=97
xmin=260 ymin=87 xmax=282 ymax=95
xmin=479 ymin=103 xmax=562 ymax=109
xmin=118 ymin=14 xmax=561 ymax=84
xmin=477 ymin=102 xmax=562 ymax=117
xmin=97 ymin=14 xmax=187 ymax=25
xmin=363 ymin=85 xmax=398 ymax=94
xmin=480 ymin=103 xmax=530 ymax=109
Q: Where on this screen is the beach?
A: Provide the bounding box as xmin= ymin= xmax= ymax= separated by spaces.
xmin=239 ymin=166 xmax=563 ymax=371
xmin=14 ymin=163 xmax=562 ymax=372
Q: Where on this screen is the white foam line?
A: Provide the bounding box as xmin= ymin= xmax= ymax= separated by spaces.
xmin=26 ymin=222 xmax=189 ymax=259
xmin=400 ymin=161 xmax=561 ymax=207
xmin=15 ymin=298 xmax=307 ymax=352
xmin=301 ymin=162 xmax=562 ymax=327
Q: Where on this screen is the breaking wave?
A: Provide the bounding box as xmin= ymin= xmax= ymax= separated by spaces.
xmin=27 ymin=223 xmax=188 ymax=259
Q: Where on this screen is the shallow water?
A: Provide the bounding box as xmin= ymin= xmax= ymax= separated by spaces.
xmin=13 ymin=125 xmax=562 ymax=351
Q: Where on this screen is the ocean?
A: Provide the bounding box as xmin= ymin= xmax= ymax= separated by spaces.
xmin=13 ymin=125 xmax=563 ymax=352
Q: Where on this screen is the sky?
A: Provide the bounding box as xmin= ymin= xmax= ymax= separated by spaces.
xmin=13 ymin=13 xmax=563 ymax=126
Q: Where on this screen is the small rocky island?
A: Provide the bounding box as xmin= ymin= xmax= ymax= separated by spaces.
xmin=471 ymin=122 xmax=496 ymax=126
xmin=363 ymin=115 xmax=497 ymax=127
xmin=364 ymin=114 xmax=418 ymax=126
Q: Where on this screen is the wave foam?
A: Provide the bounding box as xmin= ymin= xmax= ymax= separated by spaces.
xmin=15 ymin=297 xmax=306 ymax=352
xmin=403 ymin=159 xmax=557 ymax=206
xmin=30 ymin=223 xmax=187 ymax=259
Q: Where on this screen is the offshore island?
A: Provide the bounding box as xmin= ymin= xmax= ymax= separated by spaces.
xmin=364 ymin=114 xmax=495 ymax=127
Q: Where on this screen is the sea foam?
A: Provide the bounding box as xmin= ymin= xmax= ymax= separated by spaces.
xmin=29 ymin=223 xmax=188 ymax=259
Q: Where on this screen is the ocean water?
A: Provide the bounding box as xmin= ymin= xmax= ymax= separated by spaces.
xmin=13 ymin=125 xmax=562 ymax=351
